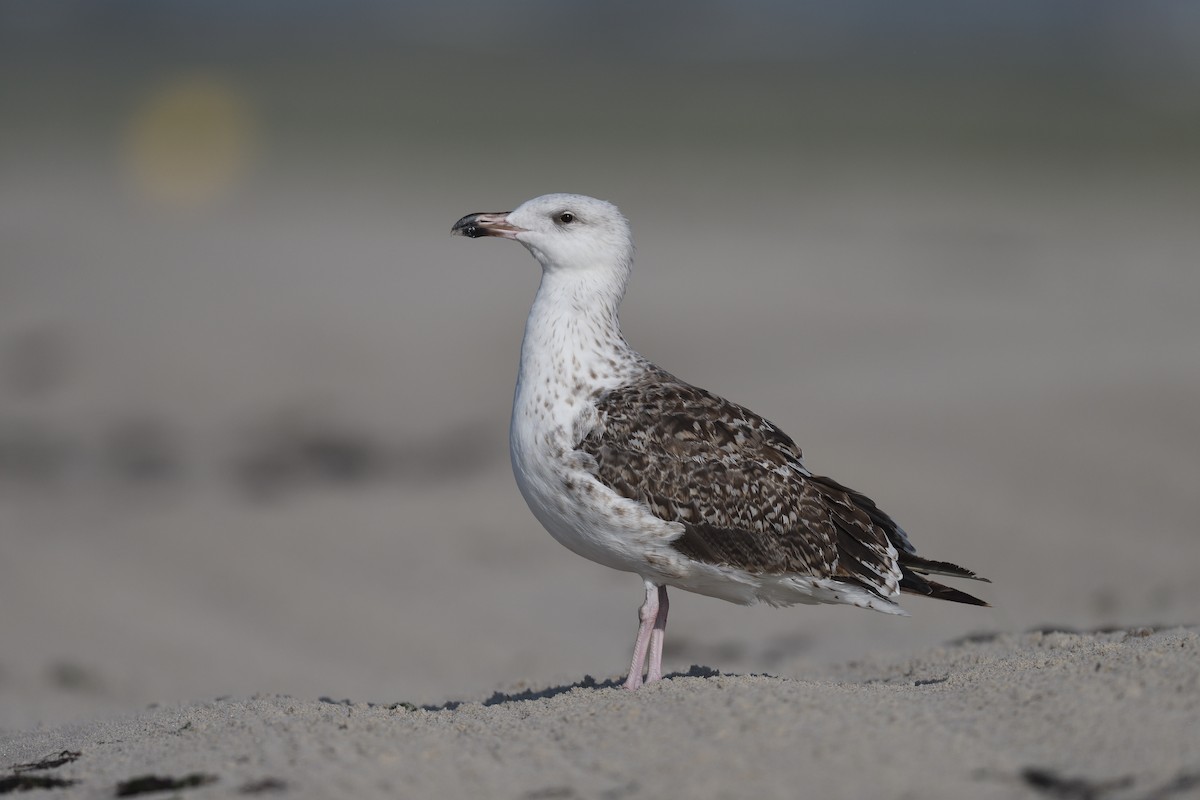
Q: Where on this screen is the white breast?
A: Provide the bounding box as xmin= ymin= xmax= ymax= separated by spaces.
xmin=508 ymin=271 xmax=681 ymax=576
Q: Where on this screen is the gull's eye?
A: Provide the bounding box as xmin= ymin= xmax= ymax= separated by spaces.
xmin=556 ymin=211 xmax=575 ymax=225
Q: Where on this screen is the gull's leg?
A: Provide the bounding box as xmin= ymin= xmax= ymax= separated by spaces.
xmin=645 ymin=585 xmax=669 ymax=684
xmin=623 ymin=580 xmax=660 ymax=691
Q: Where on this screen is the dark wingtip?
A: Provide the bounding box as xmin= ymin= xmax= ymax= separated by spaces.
xmin=900 ymin=553 xmax=990 ymax=583
xmin=900 ymin=564 xmax=991 ymax=606
xmin=933 ymin=585 xmax=990 ymax=607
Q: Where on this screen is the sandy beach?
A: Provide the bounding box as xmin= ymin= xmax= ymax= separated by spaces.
xmin=3 ymin=628 xmax=1198 ymax=799
xmin=4 ymin=154 xmax=1199 ymax=791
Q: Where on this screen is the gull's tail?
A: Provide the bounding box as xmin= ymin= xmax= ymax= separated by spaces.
xmin=898 ymin=552 xmax=991 ymax=607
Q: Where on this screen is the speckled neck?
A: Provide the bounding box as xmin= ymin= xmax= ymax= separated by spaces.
xmin=511 ymin=266 xmax=644 ymax=455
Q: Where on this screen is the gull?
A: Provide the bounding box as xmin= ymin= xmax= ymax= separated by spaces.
xmin=452 ymin=193 xmax=988 ymax=690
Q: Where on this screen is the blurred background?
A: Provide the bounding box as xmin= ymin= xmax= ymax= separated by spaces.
xmin=2 ymin=1 xmax=1198 ymax=729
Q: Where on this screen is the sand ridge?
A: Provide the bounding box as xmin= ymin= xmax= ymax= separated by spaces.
xmin=2 ymin=627 xmax=1196 ymax=800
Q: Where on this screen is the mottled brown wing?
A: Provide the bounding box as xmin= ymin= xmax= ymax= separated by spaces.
xmin=579 ymin=369 xmax=902 ymax=597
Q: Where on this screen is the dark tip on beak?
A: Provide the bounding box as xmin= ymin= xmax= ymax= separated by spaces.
xmin=451 ymin=211 xmax=524 ymax=240
xmin=451 ymin=213 xmax=487 ymax=238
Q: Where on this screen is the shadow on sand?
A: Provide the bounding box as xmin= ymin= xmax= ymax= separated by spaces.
xmin=420 ymin=665 xmax=726 ymax=711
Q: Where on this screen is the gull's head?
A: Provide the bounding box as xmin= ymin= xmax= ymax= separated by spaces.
xmin=452 ymin=193 xmax=633 ymax=275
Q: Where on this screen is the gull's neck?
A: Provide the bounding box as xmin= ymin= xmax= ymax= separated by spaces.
xmin=513 ymin=265 xmax=643 ymax=442
xmin=520 ymin=266 xmax=636 ymax=383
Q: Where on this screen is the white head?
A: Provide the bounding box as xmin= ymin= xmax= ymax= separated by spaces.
xmin=452 ymin=193 xmax=634 ymax=279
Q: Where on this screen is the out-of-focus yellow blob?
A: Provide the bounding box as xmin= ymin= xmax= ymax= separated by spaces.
xmin=124 ymin=77 xmax=255 ymax=210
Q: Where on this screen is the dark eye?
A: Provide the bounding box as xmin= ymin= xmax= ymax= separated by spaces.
xmin=556 ymin=211 xmax=575 ymax=225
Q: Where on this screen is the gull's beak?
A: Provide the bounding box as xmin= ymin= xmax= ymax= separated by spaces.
xmin=451 ymin=212 xmax=526 ymax=240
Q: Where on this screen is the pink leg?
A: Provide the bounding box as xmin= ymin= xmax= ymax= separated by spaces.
xmin=623 ymin=581 xmax=660 ymax=690
xmin=646 ymin=585 xmax=669 ymax=684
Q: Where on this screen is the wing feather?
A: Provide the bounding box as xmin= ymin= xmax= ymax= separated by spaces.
xmin=579 ymin=368 xmax=904 ymax=599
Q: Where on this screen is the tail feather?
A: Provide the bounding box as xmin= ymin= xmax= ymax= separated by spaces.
xmin=900 ymin=553 xmax=991 ymax=583
xmin=898 ymin=553 xmax=991 ymax=607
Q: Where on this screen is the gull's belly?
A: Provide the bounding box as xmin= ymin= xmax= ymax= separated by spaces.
xmin=509 ymin=422 xmax=682 ymax=577
xmin=511 ymin=444 xmax=641 ymax=573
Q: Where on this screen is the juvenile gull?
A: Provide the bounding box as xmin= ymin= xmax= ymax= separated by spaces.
xmin=452 ymin=193 xmax=989 ymax=690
